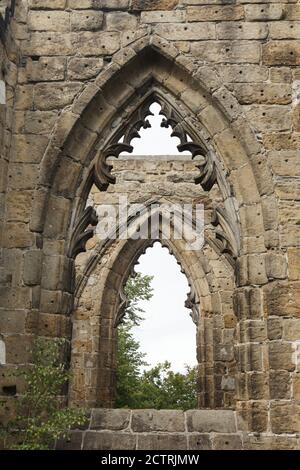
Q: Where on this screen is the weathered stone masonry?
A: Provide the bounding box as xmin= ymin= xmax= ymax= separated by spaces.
xmin=0 ymin=0 xmax=300 ymax=450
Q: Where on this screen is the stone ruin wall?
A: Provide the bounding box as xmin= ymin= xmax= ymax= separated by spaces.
xmin=73 ymin=156 xmax=237 ymax=410
xmin=0 ymin=0 xmax=299 ymax=450
xmin=54 ymin=409 xmax=300 ymax=450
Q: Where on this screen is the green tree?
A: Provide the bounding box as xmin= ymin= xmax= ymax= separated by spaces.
xmin=123 ymin=273 xmax=154 ymax=326
xmin=116 ymin=274 xmax=198 ymax=411
xmin=115 ymin=324 xmax=148 ymax=408
xmin=2 ymin=338 xmax=87 ymax=450
xmin=137 ymin=362 xmax=198 ymax=411
xmin=115 ymin=273 xmax=153 ymax=408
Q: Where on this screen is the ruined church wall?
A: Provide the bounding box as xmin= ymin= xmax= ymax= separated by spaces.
xmin=0 ymin=0 xmax=299 ymax=448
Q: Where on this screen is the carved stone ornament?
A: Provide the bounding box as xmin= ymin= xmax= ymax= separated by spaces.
xmin=210 ymin=207 xmax=240 ymax=266
xmin=185 ymin=285 xmax=200 ymax=326
xmin=94 ymin=94 xmax=218 ymax=192
xmin=92 ymin=93 xmax=240 ymax=263
xmin=68 ymin=206 xmax=98 ymax=259
xmin=94 ymin=101 xmax=154 ymax=190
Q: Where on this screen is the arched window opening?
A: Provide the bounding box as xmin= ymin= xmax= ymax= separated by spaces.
xmin=119 ymin=102 xmax=191 ymax=156
xmin=116 ymin=242 xmax=198 ymax=410
xmin=70 ymin=80 xmax=237 ymax=412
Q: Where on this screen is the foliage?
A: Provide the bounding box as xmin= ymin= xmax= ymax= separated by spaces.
xmin=2 ymin=338 xmax=87 ymax=450
xmin=123 ymin=273 xmax=154 ymax=326
xmin=116 ymin=274 xmax=198 ymax=410
xmin=135 ymin=362 xmax=198 ymax=411
xmin=115 ymin=324 xmax=148 ymax=409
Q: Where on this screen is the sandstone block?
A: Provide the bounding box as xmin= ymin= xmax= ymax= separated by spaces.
xmin=263 ymin=41 xmax=300 ymax=65
xmin=131 ymin=0 xmax=178 ymax=10
xmin=23 ymin=250 xmax=42 ymax=286
xmin=245 ymin=4 xmax=284 ymax=21
xmin=286 ymin=4 xmax=300 ymax=20
xmin=265 ymin=252 xmax=288 ymax=280
xmin=43 ymin=196 xmax=71 ymax=239
xmin=267 ymin=318 xmax=282 ymax=340
xmin=41 ymin=255 xmax=72 ymax=292
xmin=6 ymin=191 xmax=34 ymax=223
xmin=217 ymin=65 xmax=268 ymax=83
xmin=245 ymin=105 xmax=292 ymax=132
xmin=288 ymin=248 xmax=300 ymax=281
xmin=7 ymin=163 xmax=39 ymax=190
xmin=37 ymin=313 xmax=71 ymax=338
xmin=28 ymin=11 xmax=70 ymax=32
xmin=217 ymin=22 xmax=268 ymax=40
xmin=67 ymin=58 xmax=104 ymax=80
xmin=132 ymin=410 xmax=185 ymax=432
xmin=187 ymin=5 xmax=244 ymax=22
xmin=268 ymin=151 xmax=300 ymax=177
xmin=137 ymin=434 xmax=187 ymax=451
xmin=232 ymin=83 xmax=292 ymax=105
xmin=293 ymin=374 xmax=300 ymax=400
xmin=269 ymin=22 xmax=300 ymax=40
xmin=106 ymin=12 xmax=138 ymax=31
xmin=83 ymin=432 xmax=136 ymax=450
xmin=23 ymin=33 xmax=73 ymax=56
xmin=264 ymin=281 xmax=300 ymax=318
xmin=71 ymin=32 xmax=120 ymax=56
xmin=269 ymin=341 xmax=295 ymax=371
xmin=282 ymin=319 xmax=300 ymax=341
xmin=90 ymin=409 xmax=130 ymax=430
xmin=293 ymin=101 xmax=300 ymax=132
xmin=34 ymin=83 xmax=82 ymax=111
xmin=271 ymin=403 xmax=300 ymax=433
xmin=141 ymin=11 xmax=185 ymax=23
xmin=247 ymin=372 xmax=269 ymax=400
xmin=2 ymin=223 xmax=34 ymax=249
xmin=71 ymin=11 xmax=104 ymax=31
xmin=155 ymin=23 xmax=215 ymax=40
xmin=26 ymin=57 xmax=66 ymax=82
xmin=263 ymin=133 xmax=300 ymax=151
xmin=213 ymin=434 xmax=242 ymax=450
xmin=68 ymin=0 xmax=101 ymax=7
xmin=270 ymin=370 xmax=291 ymax=399
xmin=270 ymin=67 xmax=292 ymax=83
xmin=5 ymin=335 xmax=33 ymax=364
xmin=188 ymin=434 xmax=212 ymax=450
xmin=24 ymin=111 xmax=57 ymax=135
xmin=191 ymin=41 xmax=261 ymax=64
xmin=29 ymin=0 xmax=66 ymax=8
xmin=40 ymin=290 xmax=63 ymax=314
xmin=186 ymin=410 xmax=236 ymax=433
xmin=0 ymin=310 xmax=27 ymax=334
xmin=14 ymin=85 xmax=34 ymax=110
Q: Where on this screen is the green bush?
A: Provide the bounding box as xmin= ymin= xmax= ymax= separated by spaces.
xmin=1 ymin=338 xmax=87 ymax=450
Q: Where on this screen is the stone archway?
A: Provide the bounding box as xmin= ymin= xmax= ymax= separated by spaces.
xmin=69 ymin=195 xmax=237 ymax=410
xmin=29 ymin=41 xmax=274 ymax=432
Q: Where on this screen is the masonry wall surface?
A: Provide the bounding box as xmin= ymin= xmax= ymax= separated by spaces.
xmin=55 ymin=409 xmax=300 ymax=451
xmin=0 ymin=0 xmax=300 ymax=450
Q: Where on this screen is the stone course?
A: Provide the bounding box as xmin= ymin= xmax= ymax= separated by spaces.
xmin=56 ymin=408 xmax=300 ymax=450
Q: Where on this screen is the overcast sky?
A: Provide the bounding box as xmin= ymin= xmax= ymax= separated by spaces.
xmin=128 ymin=103 xmax=197 ymax=373
xmin=123 ymin=102 xmax=190 ymax=156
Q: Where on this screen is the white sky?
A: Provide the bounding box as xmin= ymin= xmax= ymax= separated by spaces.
xmin=128 ymin=103 xmax=197 ymax=373
xmin=123 ymin=102 xmax=190 ymax=156
xmin=133 ymin=243 xmax=197 ymax=373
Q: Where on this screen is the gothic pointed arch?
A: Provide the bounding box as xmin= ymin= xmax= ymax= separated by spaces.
xmin=69 ymin=197 xmax=237 ymax=408
xmin=28 ymin=36 xmax=271 ymax=425
xmin=32 ymin=35 xmax=271 ymax=253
